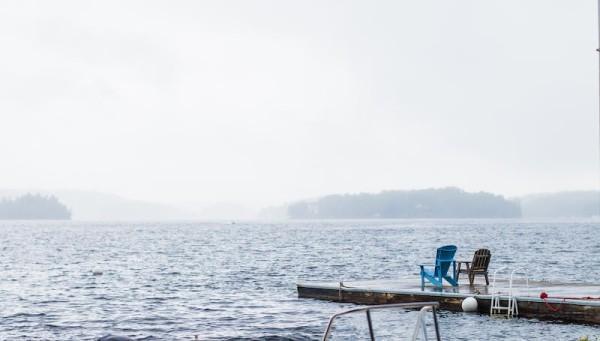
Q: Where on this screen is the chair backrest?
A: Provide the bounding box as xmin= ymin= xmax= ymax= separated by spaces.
xmin=470 ymin=248 xmax=491 ymax=271
xmin=434 ymin=245 xmax=457 ymax=276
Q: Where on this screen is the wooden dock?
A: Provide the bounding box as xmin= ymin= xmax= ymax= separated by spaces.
xmin=297 ymin=278 xmax=600 ymax=324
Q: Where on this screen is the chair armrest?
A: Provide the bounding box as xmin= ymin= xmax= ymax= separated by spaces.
xmin=456 ymin=260 xmax=471 ymax=264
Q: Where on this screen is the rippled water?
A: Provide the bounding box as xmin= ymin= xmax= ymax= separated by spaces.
xmin=0 ymin=220 xmax=599 ymax=340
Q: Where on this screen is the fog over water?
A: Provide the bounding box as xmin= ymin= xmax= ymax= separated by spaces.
xmin=1 ymin=3 xmax=600 ymax=339
xmin=0 ymin=1 xmax=598 ymax=214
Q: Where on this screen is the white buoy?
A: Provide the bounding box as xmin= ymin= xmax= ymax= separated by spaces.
xmin=462 ymin=297 xmax=478 ymax=312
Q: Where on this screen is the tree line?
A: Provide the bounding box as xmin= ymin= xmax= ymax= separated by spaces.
xmin=288 ymin=187 xmax=521 ymax=219
xmin=0 ymin=194 xmax=71 ymax=220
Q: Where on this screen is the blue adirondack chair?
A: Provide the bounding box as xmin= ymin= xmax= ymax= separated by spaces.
xmin=419 ymin=245 xmax=459 ymax=289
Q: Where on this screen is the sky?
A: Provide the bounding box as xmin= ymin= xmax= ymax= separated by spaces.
xmin=0 ymin=1 xmax=598 ymax=210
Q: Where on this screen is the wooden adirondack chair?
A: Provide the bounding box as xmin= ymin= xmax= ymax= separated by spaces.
xmin=419 ymin=245 xmax=458 ymax=290
xmin=456 ymin=248 xmax=491 ymax=285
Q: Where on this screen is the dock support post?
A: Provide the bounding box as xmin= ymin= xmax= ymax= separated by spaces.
xmin=365 ymin=309 xmax=375 ymax=341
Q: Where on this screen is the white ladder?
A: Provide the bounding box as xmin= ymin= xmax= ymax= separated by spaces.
xmin=489 ymin=268 xmax=528 ymax=318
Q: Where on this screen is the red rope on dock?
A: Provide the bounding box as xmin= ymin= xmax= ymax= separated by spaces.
xmin=538 ymin=291 xmax=600 ymax=312
xmin=539 ymin=291 xmax=600 ymax=301
xmin=547 ymin=296 xmax=600 ymax=300
xmin=539 ymin=292 xmax=561 ymax=312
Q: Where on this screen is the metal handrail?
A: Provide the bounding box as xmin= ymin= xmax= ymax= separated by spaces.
xmin=509 ymin=268 xmax=529 ymax=295
xmin=411 ymin=305 xmax=436 ymax=341
xmin=491 ymin=266 xmax=507 ymax=290
xmin=491 ymin=267 xmax=529 ymax=294
xmin=322 ymin=302 xmax=441 ymax=341
xmin=490 ymin=267 xmax=529 ymax=318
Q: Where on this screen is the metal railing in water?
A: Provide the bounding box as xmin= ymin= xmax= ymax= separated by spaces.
xmin=322 ymin=302 xmax=441 ymax=341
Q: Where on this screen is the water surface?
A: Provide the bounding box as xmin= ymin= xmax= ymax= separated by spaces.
xmin=0 ymin=220 xmax=598 ymax=340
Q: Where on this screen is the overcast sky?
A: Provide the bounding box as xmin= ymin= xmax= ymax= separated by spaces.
xmin=0 ymin=1 xmax=598 ymax=209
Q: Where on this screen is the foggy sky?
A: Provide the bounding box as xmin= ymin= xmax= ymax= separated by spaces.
xmin=0 ymin=1 xmax=598 ymax=210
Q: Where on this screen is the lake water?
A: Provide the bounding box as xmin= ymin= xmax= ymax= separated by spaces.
xmin=0 ymin=220 xmax=599 ymax=340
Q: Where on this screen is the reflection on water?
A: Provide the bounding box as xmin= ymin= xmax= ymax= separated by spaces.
xmin=0 ymin=220 xmax=598 ymax=340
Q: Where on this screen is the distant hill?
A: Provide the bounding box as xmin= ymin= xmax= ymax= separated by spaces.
xmin=0 ymin=190 xmax=189 ymax=221
xmin=287 ymin=187 xmax=521 ymax=219
xmin=258 ymin=205 xmax=289 ymax=220
xmin=0 ymin=189 xmax=258 ymax=220
xmin=0 ymin=194 xmax=71 ymax=220
xmin=518 ymin=191 xmax=600 ymax=218
xmin=53 ymin=190 xmax=191 ymax=221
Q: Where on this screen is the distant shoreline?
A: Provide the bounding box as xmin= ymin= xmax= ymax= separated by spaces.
xmin=0 ymin=194 xmax=71 ymax=220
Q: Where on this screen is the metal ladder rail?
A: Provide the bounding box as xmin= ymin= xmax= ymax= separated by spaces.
xmin=322 ymin=302 xmax=441 ymax=341
xmin=411 ymin=305 xmax=434 ymax=341
xmin=490 ymin=268 xmax=529 ymax=318
xmin=490 ymin=267 xmax=515 ymax=317
xmin=508 ymin=268 xmax=529 ymax=317
xmin=490 ymin=267 xmax=505 ymax=316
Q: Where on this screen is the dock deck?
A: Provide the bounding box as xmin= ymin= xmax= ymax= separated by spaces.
xmin=297 ymin=278 xmax=600 ymax=324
